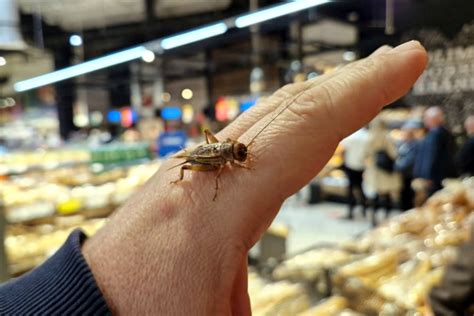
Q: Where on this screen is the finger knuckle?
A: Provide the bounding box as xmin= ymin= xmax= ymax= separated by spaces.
xmin=278 ymin=83 xmax=299 ymax=96
xmin=316 ymin=82 xmax=346 ymax=140
xmin=353 ymin=55 xmax=393 ymax=105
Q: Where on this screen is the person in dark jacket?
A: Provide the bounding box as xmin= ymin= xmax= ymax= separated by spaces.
xmin=456 ymin=115 xmax=474 ymax=176
xmin=413 ymin=107 xmax=457 ymax=196
xmin=429 ymin=224 xmax=474 ymax=315
xmin=394 ymin=120 xmax=420 ymax=211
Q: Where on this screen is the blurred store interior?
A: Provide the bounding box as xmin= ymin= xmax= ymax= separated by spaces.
xmin=1 ymin=0 xmax=474 ymax=314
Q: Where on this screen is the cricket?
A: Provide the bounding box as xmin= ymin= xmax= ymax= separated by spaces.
xmin=169 ymin=88 xmax=308 ymax=201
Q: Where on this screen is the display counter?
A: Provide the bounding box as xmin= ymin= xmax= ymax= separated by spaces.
xmin=251 ymin=179 xmax=474 ymax=315
xmin=1 ymin=155 xmax=160 ymax=275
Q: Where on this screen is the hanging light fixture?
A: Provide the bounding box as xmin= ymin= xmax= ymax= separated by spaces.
xmin=0 ymin=0 xmax=27 ymax=51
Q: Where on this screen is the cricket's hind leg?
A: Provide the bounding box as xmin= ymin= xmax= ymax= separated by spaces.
xmin=170 ymin=164 xmax=228 ymax=202
xmin=170 ymin=163 xmax=220 ymax=186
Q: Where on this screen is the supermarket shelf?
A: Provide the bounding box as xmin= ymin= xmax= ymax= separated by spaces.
xmin=0 ymin=160 xmax=90 ymax=177
xmin=90 ymin=158 xmax=152 ymax=173
xmin=7 ymin=205 xmax=116 ymax=226
xmin=1 ymin=158 xmax=153 ymax=177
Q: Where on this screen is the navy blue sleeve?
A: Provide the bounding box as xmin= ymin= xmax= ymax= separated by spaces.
xmin=425 ymin=129 xmax=441 ymax=180
xmin=394 ymin=141 xmax=418 ymax=174
xmin=456 ymin=138 xmax=474 ymax=175
xmin=0 ymin=229 xmax=111 ymax=315
xmin=414 ymin=129 xmax=441 ymax=180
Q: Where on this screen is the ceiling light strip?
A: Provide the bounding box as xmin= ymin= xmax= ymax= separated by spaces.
xmin=235 ymin=0 xmax=330 ymax=28
xmin=14 ymin=46 xmax=147 ymax=92
xmin=160 ymin=22 xmax=228 ymax=50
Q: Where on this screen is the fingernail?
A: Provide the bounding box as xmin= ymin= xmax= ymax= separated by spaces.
xmin=388 ymin=40 xmax=422 ymax=54
xmin=370 ymin=45 xmax=393 ymax=56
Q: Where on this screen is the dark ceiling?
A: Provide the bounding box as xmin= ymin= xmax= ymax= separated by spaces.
xmin=18 ymin=0 xmax=474 ymax=57
xmin=11 ymin=0 xmax=474 ymax=140
xmin=15 ymin=0 xmax=474 ymax=84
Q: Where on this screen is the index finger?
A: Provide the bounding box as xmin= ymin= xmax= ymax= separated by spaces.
xmin=224 ymin=41 xmax=427 ymax=243
xmin=245 ymin=41 xmax=426 ymax=189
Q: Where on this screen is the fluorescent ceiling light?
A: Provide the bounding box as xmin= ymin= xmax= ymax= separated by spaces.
xmin=141 ymin=49 xmax=155 ymax=63
xmin=69 ymin=34 xmax=83 ymax=47
xmin=235 ymin=0 xmax=330 ymax=28
xmin=160 ymin=22 xmax=228 ymax=50
xmin=14 ymin=46 xmax=146 ymax=92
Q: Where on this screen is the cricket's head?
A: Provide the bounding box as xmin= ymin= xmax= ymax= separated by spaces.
xmin=233 ymin=142 xmax=248 ymax=162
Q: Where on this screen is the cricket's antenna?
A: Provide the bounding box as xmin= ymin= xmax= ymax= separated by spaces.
xmin=247 ymin=88 xmax=308 ymax=147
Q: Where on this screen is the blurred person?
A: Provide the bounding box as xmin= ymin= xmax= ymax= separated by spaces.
xmin=0 ymin=202 xmax=8 ymax=282
xmin=394 ymin=120 xmax=421 ymax=211
xmin=456 ymin=115 xmax=474 ymax=176
xmin=413 ymin=106 xmax=457 ymax=196
xmin=428 ymin=224 xmax=474 ymax=315
xmin=364 ymin=118 xmax=401 ymax=226
xmin=0 ymin=41 xmax=427 ymax=315
xmin=340 ymin=127 xmax=369 ymax=219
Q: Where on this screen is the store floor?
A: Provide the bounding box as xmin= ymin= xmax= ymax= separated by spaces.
xmin=272 ymin=197 xmax=402 ymax=255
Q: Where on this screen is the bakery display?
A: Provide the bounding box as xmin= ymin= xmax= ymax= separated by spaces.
xmin=266 ymin=179 xmax=474 ymax=314
xmin=1 ymin=158 xmax=160 ymax=275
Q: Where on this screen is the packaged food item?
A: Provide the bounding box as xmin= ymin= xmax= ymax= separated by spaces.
xmin=337 ymin=249 xmax=401 ymax=279
xmin=298 ymin=296 xmax=348 ymax=316
xmin=249 ymin=277 xmax=310 ymax=316
xmin=273 ymin=248 xmax=351 ymax=280
xmin=6 ymin=219 xmax=105 ymax=275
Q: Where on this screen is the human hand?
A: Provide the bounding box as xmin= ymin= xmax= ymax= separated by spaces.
xmin=82 ymin=40 xmax=427 ymax=315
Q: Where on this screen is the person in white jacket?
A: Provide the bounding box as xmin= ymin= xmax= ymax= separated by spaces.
xmin=341 ymin=127 xmax=369 ymax=219
xmin=364 ymin=118 xmax=401 ymax=226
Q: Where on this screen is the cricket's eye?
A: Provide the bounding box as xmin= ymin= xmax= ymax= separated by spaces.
xmin=234 ymin=143 xmax=247 ymax=161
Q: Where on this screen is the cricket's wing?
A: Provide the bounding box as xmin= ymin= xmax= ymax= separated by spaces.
xmin=188 ymin=144 xmax=226 ymax=165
